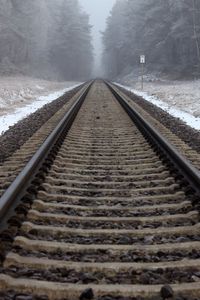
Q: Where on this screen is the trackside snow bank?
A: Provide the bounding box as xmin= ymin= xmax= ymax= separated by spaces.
xmin=115 ymin=83 xmax=200 ymax=131
xmin=0 ymin=83 xmax=82 ymax=135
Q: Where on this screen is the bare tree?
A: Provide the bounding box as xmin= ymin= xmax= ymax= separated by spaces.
xmin=0 ymin=0 xmax=93 ymax=79
xmin=102 ymin=0 xmax=200 ymax=78
xmin=192 ymin=0 xmax=200 ymax=66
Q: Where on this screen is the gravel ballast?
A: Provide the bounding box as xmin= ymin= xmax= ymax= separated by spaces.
xmin=0 ymin=84 xmax=84 ymax=163
xmin=115 ymin=85 xmax=200 ymax=154
xmin=1 ymin=83 xmax=199 ymax=164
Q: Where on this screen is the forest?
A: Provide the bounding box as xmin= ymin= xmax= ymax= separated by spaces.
xmin=0 ymin=0 xmax=93 ymax=80
xmin=102 ymin=0 xmax=200 ymax=79
xmin=1 ymin=0 xmax=200 ymax=81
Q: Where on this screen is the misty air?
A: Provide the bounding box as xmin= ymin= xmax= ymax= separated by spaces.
xmin=0 ymin=1 xmax=200 ymax=300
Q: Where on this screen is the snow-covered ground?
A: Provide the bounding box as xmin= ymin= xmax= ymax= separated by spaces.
xmin=115 ymin=78 xmax=200 ymax=131
xmin=0 ymin=76 xmax=82 ymax=135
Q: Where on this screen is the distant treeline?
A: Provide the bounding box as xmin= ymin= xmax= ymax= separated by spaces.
xmin=102 ymin=0 xmax=200 ymax=78
xmin=0 ymin=0 xmax=93 ymax=80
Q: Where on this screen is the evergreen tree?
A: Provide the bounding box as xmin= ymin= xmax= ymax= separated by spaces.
xmin=102 ymin=0 xmax=200 ymax=78
xmin=0 ymin=0 xmax=93 ymax=79
xmin=50 ymin=0 xmax=93 ymax=80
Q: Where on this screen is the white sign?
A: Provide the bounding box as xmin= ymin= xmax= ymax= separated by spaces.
xmin=140 ymin=55 xmax=145 ymax=64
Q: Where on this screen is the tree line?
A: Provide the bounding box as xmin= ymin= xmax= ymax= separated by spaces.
xmin=0 ymin=0 xmax=93 ymax=80
xmin=102 ymin=0 xmax=200 ymax=79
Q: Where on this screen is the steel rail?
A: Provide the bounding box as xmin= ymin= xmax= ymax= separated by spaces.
xmin=0 ymin=82 xmax=92 ymax=229
xmin=107 ymin=81 xmax=200 ymax=195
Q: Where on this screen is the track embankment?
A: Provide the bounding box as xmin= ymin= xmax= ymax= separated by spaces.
xmin=0 ymin=81 xmax=200 ymax=300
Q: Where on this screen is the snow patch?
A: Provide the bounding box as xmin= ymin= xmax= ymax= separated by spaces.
xmin=35 ymin=85 xmax=44 ymax=90
xmin=115 ymin=83 xmax=200 ymax=131
xmin=0 ymin=83 xmax=82 ymax=135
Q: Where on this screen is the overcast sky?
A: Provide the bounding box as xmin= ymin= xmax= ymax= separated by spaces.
xmin=79 ymin=0 xmax=116 ymax=74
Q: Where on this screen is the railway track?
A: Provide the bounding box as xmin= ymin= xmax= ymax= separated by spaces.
xmin=0 ymin=80 xmax=200 ymax=300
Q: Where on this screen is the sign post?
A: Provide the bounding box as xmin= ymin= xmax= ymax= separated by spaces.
xmin=140 ymin=55 xmax=145 ymax=90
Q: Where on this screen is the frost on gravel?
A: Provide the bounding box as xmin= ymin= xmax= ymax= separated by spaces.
xmin=115 ymin=79 xmax=200 ymax=131
xmin=0 ymin=76 xmax=82 ymax=135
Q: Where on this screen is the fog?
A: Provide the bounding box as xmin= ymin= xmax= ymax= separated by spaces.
xmin=102 ymin=0 xmax=200 ymax=80
xmin=0 ymin=0 xmax=94 ymax=81
xmin=79 ymin=0 xmax=116 ymax=75
xmin=0 ymin=0 xmax=116 ymax=80
xmin=1 ymin=0 xmax=198 ymax=81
